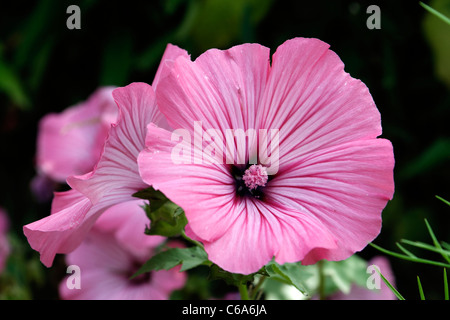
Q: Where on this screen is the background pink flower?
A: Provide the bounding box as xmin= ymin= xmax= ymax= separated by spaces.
xmin=138 ymin=37 xmax=395 ymax=274
xmin=35 ymin=86 xmax=117 ymax=183
xmin=59 ymin=201 xmax=185 ymax=300
xmin=0 ymin=207 xmax=10 ymax=272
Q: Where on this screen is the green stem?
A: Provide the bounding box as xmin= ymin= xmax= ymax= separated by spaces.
xmin=250 ymin=275 xmax=267 ymax=300
xmin=239 ymin=283 xmax=250 ymax=300
xmin=318 ymin=260 xmax=325 ymax=300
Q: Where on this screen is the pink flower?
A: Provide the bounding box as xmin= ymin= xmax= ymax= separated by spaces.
xmin=138 ymin=38 xmax=395 ymax=274
xmin=36 ymin=87 xmax=117 ymax=183
xmin=59 ymin=201 xmax=185 ymax=300
xmin=24 ymin=45 xmax=190 ymax=267
xmin=0 ymin=207 xmax=10 ymax=272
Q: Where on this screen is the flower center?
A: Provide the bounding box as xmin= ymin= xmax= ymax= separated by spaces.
xmin=243 ymin=165 xmax=268 ymax=190
xmin=127 ymin=260 xmax=152 ymax=286
xmin=233 ymin=164 xmax=269 ymax=199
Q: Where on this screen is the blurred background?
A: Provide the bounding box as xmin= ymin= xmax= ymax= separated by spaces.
xmin=0 ymin=0 xmax=449 ymax=299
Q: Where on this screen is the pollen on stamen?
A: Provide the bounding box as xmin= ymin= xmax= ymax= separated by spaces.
xmin=242 ymin=164 xmax=268 ymax=191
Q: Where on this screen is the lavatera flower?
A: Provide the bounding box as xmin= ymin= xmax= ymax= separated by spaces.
xmin=138 ymin=37 xmax=395 ymax=274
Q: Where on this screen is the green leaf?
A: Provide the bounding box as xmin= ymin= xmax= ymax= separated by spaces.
xmin=132 ymin=246 xmax=209 ymax=279
xmin=133 ymin=187 xmax=167 ymax=210
xmin=321 ymin=255 xmax=368 ymax=295
xmin=265 ymin=261 xmax=310 ymax=296
xmin=208 ymin=264 xmax=267 ymax=287
xmin=28 ymin=36 xmax=54 ymax=91
xmin=134 ymin=187 xmax=187 ymax=237
xmin=144 ymin=202 xmax=188 ymax=237
xmin=422 ymin=0 xmax=450 ymax=87
xmin=13 ymin=0 xmax=56 ymax=69
xmin=0 ymin=58 xmax=30 ymax=110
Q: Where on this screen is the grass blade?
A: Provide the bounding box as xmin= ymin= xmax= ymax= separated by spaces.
xmin=436 ymin=195 xmax=450 ymax=207
xmin=400 ymin=239 xmax=450 ymax=257
xmin=444 ymin=268 xmax=449 ymax=300
xmin=417 ymin=276 xmax=425 ymax=300
xmin=369 ymin=243 xmax=450 ymax=269
xmin=442 ymin=242 xmax=450 ymax=251
xmin=424 ymin=219 xmax=450 ymax=264
xmin=374 ymin=267 xmax=405 ymax=300
xmin=420 ymin=1 xmax=450 ymax=25
xmin=396 ymin=242 xmax=417 ymax=258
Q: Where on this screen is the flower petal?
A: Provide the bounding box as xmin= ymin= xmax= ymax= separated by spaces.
xmin=23 ymin=188 xmax=136 ymax=267
xmin=203 ymin=199 xmax=337 ymax=274
xmin=94 ymin=199 xmax=165 ymax=259
xmin=156 ymin=43 xmax=270 ymax=135
xmin=259 ymin=38 xmax=383 ymax=167
xmin=23 ymin=190 xmax=93 ymax=267
xmin=36 ymin=87 xmax=116 ymax=182
xmin=267 ymin=138 xmax=394 ymax=263
xmin=67 ymin=83 xmax=160 ymax=204
xmin=152 ymin=44 xmax=190 ymax=90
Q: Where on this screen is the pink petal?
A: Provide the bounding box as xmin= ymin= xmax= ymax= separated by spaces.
xmin=60 ymin=231 xmax=137 ymax=300
xmin=267 ymin=139 xmax=394 ymax=263
xmin=203 ymin=199 xmax=337 ymax=274
xmin=151 ymin=268 xmax=187 ymax=294
xmin=152 ymin=44 xmax=190 ymax=90
xmin=36 ymin=87 xmax=117 ymax=182
xmin=0 ymin=208 xmax=10 ymax=272
xmin=156 ymin=43 xmax=270 ymax=136
xmin=23 ymin=188 xmax=135 ymax=267
xmin=94 ymin=199 xmax=165 ymax=259
xmin=67 ymin=83 xmax=161 ymax=204
xmin=23 ymin=190 xmax=93 ymax=267
xmin=259 ymin=38 xmax=383 ymax=166
xmin=59 ymin=269 xmax=123 ymax=300
xmin=60 ymin=227 xmax=180 ymax=300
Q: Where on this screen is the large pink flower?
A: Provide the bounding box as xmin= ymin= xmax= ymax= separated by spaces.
xmin=59 ymin=201 xmax=185 ymax=300
xmin=36 ymin=87 xmax=117 ymax=183
xmin=138 ymin=38 xmax=395 ymax=274
xmin=24 ymin=45 xmax=190 ymax=267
